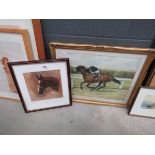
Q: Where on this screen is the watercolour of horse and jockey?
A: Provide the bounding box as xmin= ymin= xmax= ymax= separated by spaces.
xmin=49 ymin=43 xmax=154 ymax=107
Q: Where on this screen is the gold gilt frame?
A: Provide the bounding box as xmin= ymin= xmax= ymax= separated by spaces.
xmin=49 ymin=42 xmax=155 ymax=108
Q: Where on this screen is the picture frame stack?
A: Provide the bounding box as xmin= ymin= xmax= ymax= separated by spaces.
xmin=1 ymin=35 xmax=155 ymax=115
xmin=0 ymin=26 xmax=73 ymax=113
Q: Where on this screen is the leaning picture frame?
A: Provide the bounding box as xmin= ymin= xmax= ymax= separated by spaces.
xmin=0 ymin=26 xmax=34 ymax=101
xmin=130 ymin=87 xmax=155 ymax=118
xmin=49 ymin=42 xmax=155 ymax=107
xmin=8 ymin=59 xmax=72 ymax=113
xmin=32 ymin=19 xmax=46 ymax=60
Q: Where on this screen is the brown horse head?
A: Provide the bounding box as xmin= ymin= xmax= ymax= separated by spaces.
xmin=36 ymin=74 xmax=59 ymax=94
xmin=76 ymin=65 xmax=86 ymax=72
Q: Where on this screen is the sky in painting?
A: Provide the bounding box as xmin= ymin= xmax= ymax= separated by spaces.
xmin=143 ymin=95 xmax=155 ymax=103
xmin=56 ymin=49 xmax=146 ymax=72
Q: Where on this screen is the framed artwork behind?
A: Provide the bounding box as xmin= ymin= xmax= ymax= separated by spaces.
xmin=32 ymin=19 xmax=46 ymax=60
xmin=0 ymin=27 xmax=34 ymax=100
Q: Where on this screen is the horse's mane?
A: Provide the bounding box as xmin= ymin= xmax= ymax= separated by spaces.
xmin=84 ymin=68 xmax=91 ymax=74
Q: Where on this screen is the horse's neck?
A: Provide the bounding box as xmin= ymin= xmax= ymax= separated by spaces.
xmin=80 ymin=70 xmax=88 ymax=78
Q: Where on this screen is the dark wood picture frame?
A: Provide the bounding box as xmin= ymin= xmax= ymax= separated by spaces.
xmin=8 ymin=59 xmax=72 ymax=113
xmin=49 ymin=42 xmax=155 ymax=108
xmin=32 ymin=19 xmax=46 ymax=60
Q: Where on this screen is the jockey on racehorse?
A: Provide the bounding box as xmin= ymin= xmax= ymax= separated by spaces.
xmin=85 ymin=66 xmax=100 ymax=80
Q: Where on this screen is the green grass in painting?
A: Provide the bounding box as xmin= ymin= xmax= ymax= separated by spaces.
xmin=71 ymin=74 xmax=132 ymax=101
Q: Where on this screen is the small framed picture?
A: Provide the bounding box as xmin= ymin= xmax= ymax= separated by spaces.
xmin=49 ymin=42 xmax=155 ymax=107
xmin=130 ymin=87 xmax=155 ymax=118
xmin=8 ymin=59 xmax=72 ymax=113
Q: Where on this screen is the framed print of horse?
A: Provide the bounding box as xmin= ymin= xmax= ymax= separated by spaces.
xmin=49 ymin=42 xmax=155 ymax=107
xmin=8 ymin=59 xmax=72 ymax=113
xmin=0 ymin=27 xmax=34 ymax=101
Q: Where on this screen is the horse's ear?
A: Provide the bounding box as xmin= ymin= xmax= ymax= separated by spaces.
xmin=36 ymin=75 xmax=40 ymax=80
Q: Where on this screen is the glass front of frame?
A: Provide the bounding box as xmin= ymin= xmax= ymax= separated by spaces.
xmin=0 ymin=33 xmax=29 ymax=100
xmin=53 ymin=48 xmax=147 ymax=106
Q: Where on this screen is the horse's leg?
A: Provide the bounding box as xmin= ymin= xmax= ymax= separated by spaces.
xmin=80 ymin=81 xmax=85 ymax=90
xmin=87 ymin=82 xmax=96 ymax=89
xmin=95 ymin=81 xmax=103 ymax=90
xmin=87 ymin=83 xmax=92 ymax=88
xmin=103 ymin=81 xmax=106 ymax=87
xmin=119 ymin=80 xmax=124 ymax=89
xmin=97 ymin=81 xmax=106 ymax=90
xmin=112 ymin=77 xmax=121 ymax=85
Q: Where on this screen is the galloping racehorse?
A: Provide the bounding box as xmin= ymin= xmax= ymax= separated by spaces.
xmin=76 ymin=65 xmax=121 ymax=90
xmin=36 ymin=74 xmax=59 ymax=94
